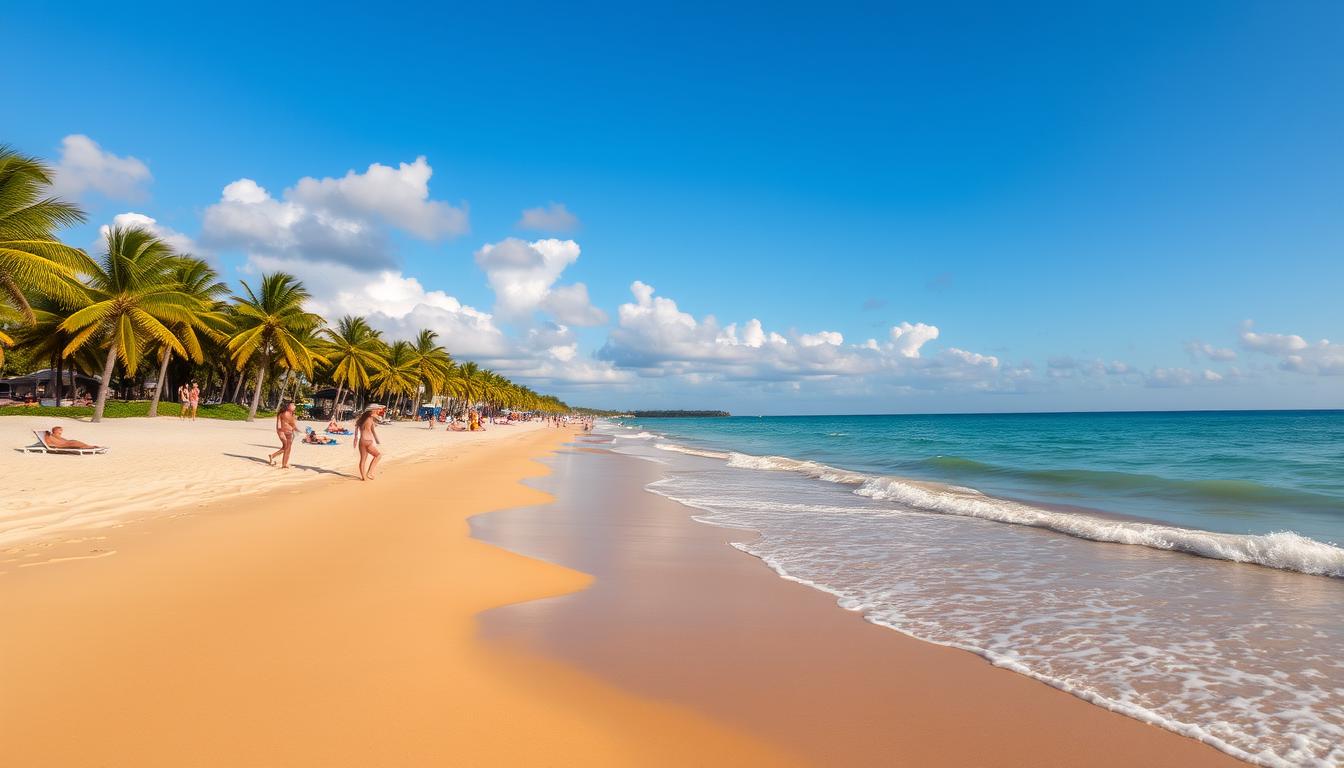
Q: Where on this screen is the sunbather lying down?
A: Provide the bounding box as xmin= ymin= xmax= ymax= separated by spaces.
xmin=45 ymin=426 xmax=101 ymax=450
xmin=304 ymin=428 xmax=338 ymax=445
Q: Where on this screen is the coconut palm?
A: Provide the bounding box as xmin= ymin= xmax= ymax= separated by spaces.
xmin=273 ymin=323 xmax=329 ymax=406
xmin=407 ymin=328 xmax=453 ymax=416
xmin=0 ymin=146 xmax=93 ymax=365
xmin=480 ymin=369 xmax=510 ymax=416
xmin=147 ymin=257 xmax=230 ymax=416
xmin=371 ymin=339 xmax=419 ymax=411
xmin=11 ymin=297 xmax=79 ymax=402
xmin=448 ymin=360 xmax=486 ymax=418
xmin=59 ymin=227 xmax=200 ymax=421
xmin=228 ymin=272 xmax=323 ymax=421
xmin=320 ymin=315 xmax=384 ymax=419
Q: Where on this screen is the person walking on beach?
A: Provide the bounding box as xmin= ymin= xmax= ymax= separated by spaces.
xmin=268 ymin=401 xmax=297 ymax=468
xmin=355 ymin=404 xmax=385 ymax=481
xmin=177 ymin=384 xmax=189 ymax=419
xmin=188 ymin=382 xmax=200 ymax=421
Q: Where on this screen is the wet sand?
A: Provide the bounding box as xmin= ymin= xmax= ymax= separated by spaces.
xmin=475 ymin=440 xmax=1247 ymax=767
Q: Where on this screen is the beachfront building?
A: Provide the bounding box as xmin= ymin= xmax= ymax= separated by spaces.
xmin=0 ymin=369 xmax=100 ymax=406
xmin=310 ymin=388 xmax=358 ymax=421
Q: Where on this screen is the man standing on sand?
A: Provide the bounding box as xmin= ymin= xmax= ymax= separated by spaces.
xmin=177 ymin=384 xmax=189 ymax=419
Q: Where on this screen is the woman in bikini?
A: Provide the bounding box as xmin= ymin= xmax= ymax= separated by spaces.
xmin=188 ymin=382 xmax=201 ymax=420
xmin=268 ymin=401 xmax=297 ymax=468
xmin=354 ymin=404 xmax=385 ymax=481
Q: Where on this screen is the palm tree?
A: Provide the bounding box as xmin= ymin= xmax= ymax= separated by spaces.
xmin=480 ymin=369 xmax=509 ymax=417
xmin=450 ymin=361 xmax=488 ymax=419
xmin=228 ymin=272 xmax=323 ymax=421
xmin=0 ymin=146 xmax=93 ymax=366
xmin=272 ymin=323 xmax=329 ymax=407
xmin=320 ymin=315 xmax=384 ymax=419
xmin=148 ymin=257 xmax=230 ymax=416
xmin=371 ymin=340 xmax=418 ymax=413
xmin=59 ymin=227 xmax=199 ymax=422
xmin=407 ymin=328 xmax=453 ymax=417
xmin=10 ymin=295 xmax=103 ymax=403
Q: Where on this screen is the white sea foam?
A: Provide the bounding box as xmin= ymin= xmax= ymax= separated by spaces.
xmin=613 ymin=428 xmax=1344 ymax=766
xmin=725 ymin=452 xmax=871 ymax=484
xmin=855 ymin=476 xmax=1344 ymax=578
xmin=654 ymin=443 xmax=731 ymax=459
xmin=612 ymin=430 xmax=659 ymax=440
xmin=732 ymin=546 xmax=1297 ymax=768
xmin=650 ymin=443 xmax=1344 ymax=579
xmin=643 ymin=469 xmax=1344 ymax=768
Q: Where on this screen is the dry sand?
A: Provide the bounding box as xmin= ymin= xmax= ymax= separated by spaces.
xmin=0 ymin=423 xmax=795 ymax=766
xmin=0 ymin=413 xmax=530 ymax=561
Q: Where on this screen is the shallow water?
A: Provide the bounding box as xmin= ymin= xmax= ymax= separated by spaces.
xmin=603 ymin=413 xmax=1344 ymax=767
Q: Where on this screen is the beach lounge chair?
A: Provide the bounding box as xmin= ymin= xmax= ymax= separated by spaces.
xmin=23 ymin=430 xmax=107 ymax=455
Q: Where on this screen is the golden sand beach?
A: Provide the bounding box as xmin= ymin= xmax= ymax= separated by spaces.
xmin=1 ymin=421 xmax=794 ymax=766
xmin=1 ymin=417 xmax=1245 ymax=766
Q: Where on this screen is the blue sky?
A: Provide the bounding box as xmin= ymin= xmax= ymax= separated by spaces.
xmin=6 ymin=1 xmax=1343 ymax=413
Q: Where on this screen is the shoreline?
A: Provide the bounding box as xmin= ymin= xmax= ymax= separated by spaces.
xmin=477 ymin=440 xmax=1248 ymax=766
xmin=0 ymin=425 xmax=794 ymax=766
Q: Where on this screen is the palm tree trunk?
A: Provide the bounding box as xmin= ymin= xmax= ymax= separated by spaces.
xmin=149 ymin=348 xmax=171 ymax=417
xmin=50 ymin=354 xmax=61 ymax=405
xmin=275 ymin=369 xmax=289 ymax=406
xmin=411 ymin=383 xmax=425 ymax=422
xmin=247 ymin=358 xmax=269 ymax=421
xmin=231 ymin=368 xmax=246 ymax=404
xmin=92 ymin=341 xmax=119 ymax=423
xmin=332 ymin=383 xmax=344 ymax=421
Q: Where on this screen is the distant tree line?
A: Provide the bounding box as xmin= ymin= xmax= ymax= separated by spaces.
xmin=632 ymin=410 xmax=730 ymax=418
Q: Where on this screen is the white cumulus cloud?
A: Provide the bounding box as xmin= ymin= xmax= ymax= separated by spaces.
xmin=889 ymin=322 xmax=940 ymax=358
xmin=597 ymin=281 xmax=1005 ymax=389
xmin=289 ymin=156 xmax=467 ymax=240
xmin=201 ymin=157 xmax=467 ymax=270
xmin=474 ymin=238 xmax=607 ymax=326
xmin=244 ymin=255 xmax=510 ymax=358
xmin=50 ymin=134 xmax=152 ymax=201
xmin=1185 ymin=341 xmax=1238 ymax=362
xmin=1240 ymin=323 xmax=1344 ymax=376
xmin=97 ymin=212 xmax=200 ymax=258
xmin=516 ymin=202 xmax=579 ymax=232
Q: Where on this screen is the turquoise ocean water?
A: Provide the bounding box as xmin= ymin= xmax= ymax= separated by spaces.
xmin=600 ymin=411 xmax=1344 ymax=767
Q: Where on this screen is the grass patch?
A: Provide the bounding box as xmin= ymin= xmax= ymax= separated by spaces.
xmin=0 ymin=401 xmax=274 ymax=420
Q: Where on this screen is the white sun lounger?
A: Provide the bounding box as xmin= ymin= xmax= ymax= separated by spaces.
xmin=22 ymin=430 xmax=107 ymax=455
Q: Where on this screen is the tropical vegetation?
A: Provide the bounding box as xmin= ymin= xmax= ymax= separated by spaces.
xmin=0 ymin=145 xmax=573 ymax=421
